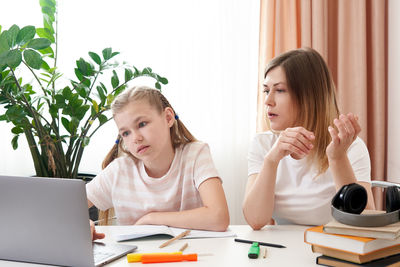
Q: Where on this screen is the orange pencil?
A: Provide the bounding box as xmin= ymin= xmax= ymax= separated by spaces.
xmin=141 ymin=253 xmax=197 ymax=263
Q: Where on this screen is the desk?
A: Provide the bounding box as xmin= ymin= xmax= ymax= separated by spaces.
xmin=0 ymin=225 xmax=319 ymax=267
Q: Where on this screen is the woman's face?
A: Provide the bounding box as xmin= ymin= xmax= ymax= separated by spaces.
xmin=263 ymin=66 xmax=298 ymax=131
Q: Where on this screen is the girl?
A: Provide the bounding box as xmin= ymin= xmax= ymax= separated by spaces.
xmin=88 ymin=86 xmax=229 ymax=239
xmin=242 ymin=48 xmax=375 ymax=230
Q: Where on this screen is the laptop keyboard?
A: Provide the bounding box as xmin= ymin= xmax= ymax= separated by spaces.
xmin=93 ymin=244 xmax=116 ymax=262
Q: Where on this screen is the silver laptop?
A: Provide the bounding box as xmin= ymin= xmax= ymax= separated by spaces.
xmin=0 ymin=175 xmax=137 ymax=267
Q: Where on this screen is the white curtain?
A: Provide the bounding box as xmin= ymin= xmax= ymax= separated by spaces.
xmin=0 ymin=0 xmax=260 ymax=224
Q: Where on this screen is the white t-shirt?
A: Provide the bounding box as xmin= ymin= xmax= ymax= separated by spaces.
xmin=87 ymin=141 xmax=220 ymax=225
xmin=248 ymin=131 xmax=371 ymax=226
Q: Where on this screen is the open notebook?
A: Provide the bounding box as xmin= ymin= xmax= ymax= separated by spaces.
xmin=110 ymin=225 xmax=236 ymax=242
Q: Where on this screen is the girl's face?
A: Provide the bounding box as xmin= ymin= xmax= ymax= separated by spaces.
xmin=263 ymin=66 xmax=298 ymax=131
xmin=114 ymin=99 xmax=174 ymax=164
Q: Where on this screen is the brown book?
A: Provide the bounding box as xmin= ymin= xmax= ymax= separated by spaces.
xmin=305 ymin=226 xmax=400 ymax=255
xmin=323 ymin=217 xmax=400 ymax=240
xmin=312 ymin=243 xmax=400 ymax=264
xmin=316 ymin=254 xmax=400 ymax=267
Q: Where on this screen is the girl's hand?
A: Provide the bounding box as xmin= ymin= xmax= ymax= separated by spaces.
xmin=326 ymin=113 xmax=361 ymax=161
xmin=135 ymin=213 xmax=153 ymax=225
xmin=267 ymin=127 xmax=315 ymax=163
xmin=90 ymin=219 xmax=105 ymax=241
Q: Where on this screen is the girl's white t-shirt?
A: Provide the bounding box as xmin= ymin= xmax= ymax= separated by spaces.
xmin=248 ymin=131 xmax=371 ymax=226
xmin=87 ymin=141 xmax=220 ymax=225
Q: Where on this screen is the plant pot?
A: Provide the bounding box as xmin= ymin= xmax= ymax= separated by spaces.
xmin=78 ymin=173 xmax=99 ymax=222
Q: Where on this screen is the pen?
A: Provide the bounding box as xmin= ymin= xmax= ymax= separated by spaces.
xmin=234 ymin=238 xmax=286 ymax=248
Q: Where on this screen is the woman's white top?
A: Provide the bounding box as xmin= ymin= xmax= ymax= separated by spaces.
xmin=247 ymin=131 xmax=371 ymax=225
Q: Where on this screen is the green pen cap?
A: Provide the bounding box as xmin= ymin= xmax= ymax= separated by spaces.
xmin=248 ymin=242 xmax=260 ymax=259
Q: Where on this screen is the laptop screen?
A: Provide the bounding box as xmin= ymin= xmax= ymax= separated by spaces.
xmin=0 ymin=175 xmax=136 ymax=267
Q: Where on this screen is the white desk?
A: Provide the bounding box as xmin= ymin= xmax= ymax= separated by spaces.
xmin=0 ymin=225 xmax=319 ymax=267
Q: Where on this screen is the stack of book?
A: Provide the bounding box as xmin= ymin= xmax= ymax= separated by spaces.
xmin=304 ymin=218 xmax=400 ymax=266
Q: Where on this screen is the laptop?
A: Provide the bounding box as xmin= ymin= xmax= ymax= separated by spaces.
xmin=0 ymin=175 xmax=137 ymax=267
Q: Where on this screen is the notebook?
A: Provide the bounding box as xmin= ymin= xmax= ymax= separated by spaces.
xmin=110 ymin=224 xmax=237 ymax=242
xmin=0 ymin=175 xmax=137 ymax=267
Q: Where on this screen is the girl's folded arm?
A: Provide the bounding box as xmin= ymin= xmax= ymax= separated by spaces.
xmin=135 ymin=177 xmax=230 ymax=231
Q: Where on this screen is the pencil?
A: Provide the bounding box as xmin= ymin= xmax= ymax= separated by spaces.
xmin=159 ymin=230 xmax=191 ymax=248
xmin=179 ymin=243 xmax=189 ymax=252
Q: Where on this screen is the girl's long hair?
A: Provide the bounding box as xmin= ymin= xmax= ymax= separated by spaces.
xmin=265 ymin=48 xmax=340 ymax=175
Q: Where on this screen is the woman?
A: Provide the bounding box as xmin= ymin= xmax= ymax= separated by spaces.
xmin=242 ymin=48 xmax=375 ymax=230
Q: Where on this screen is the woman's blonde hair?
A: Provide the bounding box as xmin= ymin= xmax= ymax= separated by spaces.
xmin=265 ymin=47 xmax=340 ymax=174
xmin=97 ymin=86 xmax=196 ymax=225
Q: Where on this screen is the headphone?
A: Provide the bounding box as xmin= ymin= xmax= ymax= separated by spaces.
xmin=331 ymin=181 xmax=400 ymax=227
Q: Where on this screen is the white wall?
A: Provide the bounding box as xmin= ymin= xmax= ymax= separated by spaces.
xmin=0 ymin=0 xmax=259 ymax=224
xmin=388 ymin=0 xmax=400 ymax=183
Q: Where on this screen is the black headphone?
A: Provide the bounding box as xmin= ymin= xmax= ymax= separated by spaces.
xmin=331 ymin=181 xmax=400 ymax=227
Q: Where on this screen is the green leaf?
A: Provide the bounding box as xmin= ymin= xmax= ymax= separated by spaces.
xmin=0 ymin=31 xmax=10 ymax=54
xmin=24 ymin=49 xmax=42 ymax=69
xmin=36 ymin=27 xmax=54 ymax=43
xmin=98 ymin=114 xmax=108 ymax=125
xmin=110 ymin=51 xmax=120 ymax=58
xmin=42 ymin=6 xmax=55 ymax=21
xmin=5 ymin=49 xmax=22 ymax=68
xmin=48 ymin=104 xmax=57 ymax=117
xmin=106 ymin=94 xmax=114 ymax=105
xmin=82 ymin=136 xmax=90 ymax=147
xmin=124 ymin=68 xmax=133 ymax=82
xmin=155 ymin=82 xmax=161 ymax=90
xmin=92 ymin=100 xmax=99 ymax=113
xmin=27 ymin=38 xmax=51 ymax=50
xmin=76 ymin=105 xmax=90 ymax=120
xmin=102 ymin=48 xmax=112 ymax=60
xmin=11 ymin=126 xmax=24 ymax=134
xmin=159 ymin=77 xmax=168 ymax=84
xmin=89 ymin=52 xmax=101 ymax=65
xmin=8 ymin=25 xmax=20 ymax=48
xmin=74 ymin=68 xmax=83 ymax=81
xmin=61 ymin=117 xmax=71 ymax=133
xmin=54 ymin=94 xmax=65 ymax=105
xmin=39 ymin=46 xmax=54 ymax=58
xmin=16 ymin=26 xmax=36 ymax=46
xmin=76 ymin=58 xmax=93 ymax=76
xmin=96 ymin=85 xmax=106 ymax=102
xmin=62 ymin=86 xmax=72 ymax=99
xmin=11 ymin=135 xmax=19 ymax=150
xmin=41 ymin=59 xmax=50 ymax=71
xmin=100 ymin=82 xmax=108 ymax=93
xmin=0 ymin=52 xmax=7 ymax=69
xmin=0 ymin=114 xmax=8 ymax=121
xmin=111 ymin=70 xmax=119 ymax=88
xmin=142 ymin=67 xmax=152 ymax=74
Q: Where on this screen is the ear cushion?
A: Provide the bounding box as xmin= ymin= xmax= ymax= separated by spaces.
xmin=386 ymin=186 xmax=400 ymax=213
xmin=332 ymin=183 xmax=367 ymax=214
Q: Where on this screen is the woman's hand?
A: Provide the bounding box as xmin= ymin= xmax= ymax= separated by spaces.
xmin=326 ymin=113 xmax=360 ymax=161
xmin=267 ymin=127 xmax=315 ymax=162
xmin=90 ymin=220 xmax=105 ymax=241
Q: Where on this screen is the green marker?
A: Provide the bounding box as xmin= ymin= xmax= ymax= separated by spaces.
xmin=248 ymin=242 xmax=260 ymax=259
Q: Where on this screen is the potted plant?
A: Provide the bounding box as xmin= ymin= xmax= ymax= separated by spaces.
xmin=0 ymin=0 xmax=168 ymax=179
